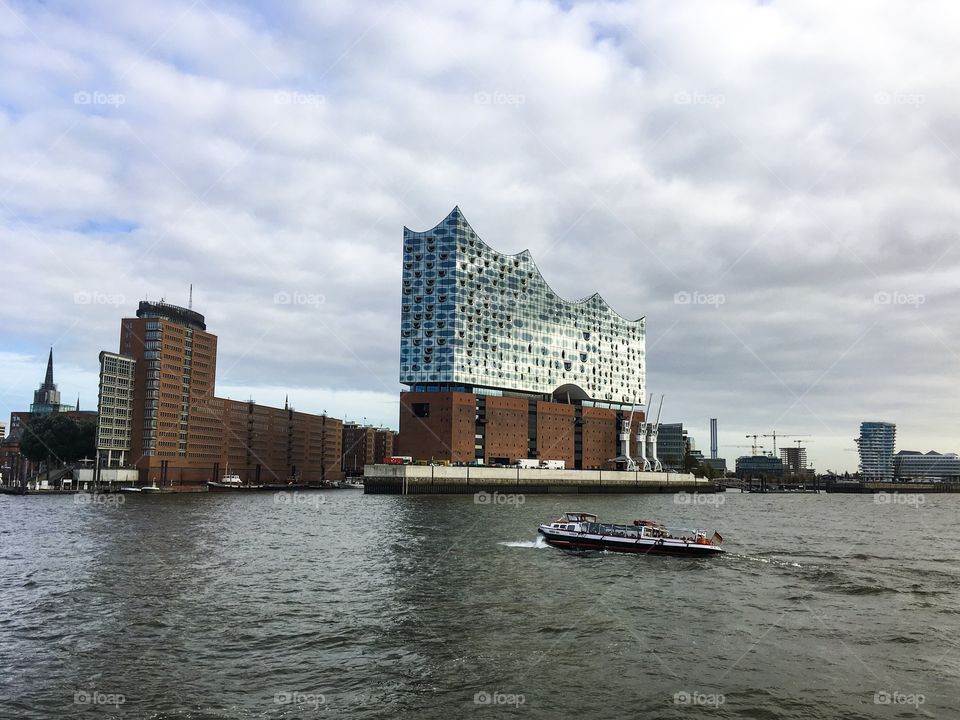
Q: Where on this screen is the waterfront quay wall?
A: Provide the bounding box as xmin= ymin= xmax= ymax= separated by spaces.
xmin=362 ymin=464 xmax=718 ymax=495
xmin=827 ymin=481 xmax=960 ymax=493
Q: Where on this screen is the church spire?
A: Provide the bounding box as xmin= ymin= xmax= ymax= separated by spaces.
xmin=44 ymin=347 xmax=54 ymax=389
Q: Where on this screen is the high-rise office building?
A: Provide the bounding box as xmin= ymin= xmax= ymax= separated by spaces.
xmin=399 ymin=208 xmax=646 ymax=468
xmin=856 ymin=421 xmax=896 ymax=482
xmin=657 ymin=423 xmax=688 ymax=470
xmin=105 ymin=300 xmax=344 ymax=487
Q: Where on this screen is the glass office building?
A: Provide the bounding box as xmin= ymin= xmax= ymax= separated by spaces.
xmin=400 ymin=207 xmax=646 ymax=407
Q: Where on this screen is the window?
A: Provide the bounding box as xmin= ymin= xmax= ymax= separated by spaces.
xmin=412 ymin=403 xmax=430 ymax=418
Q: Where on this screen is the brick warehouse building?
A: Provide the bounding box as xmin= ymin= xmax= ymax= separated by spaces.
xmin=341 ymin=423 xmax=396 ymax=475
xmin=399 ymin=208 xmax=647 ymax=469
xmin=104 ymin=300 xmax=343 ymax=487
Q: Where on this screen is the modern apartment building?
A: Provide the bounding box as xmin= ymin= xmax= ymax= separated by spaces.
xmin=779 ymin=446 xmax=809 ymax=474
xmin=95 ymin=351 xmax=136 ymax=468
xmin=399 ymin=208 xmax=647 ymax=468
xmin=856 ymin=421 xmax=896 ymax=482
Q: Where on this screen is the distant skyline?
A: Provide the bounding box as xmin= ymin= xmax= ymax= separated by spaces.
xmin=3 ymin=1 xmax=960 ymax=472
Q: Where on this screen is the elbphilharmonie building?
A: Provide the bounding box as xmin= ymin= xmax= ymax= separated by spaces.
xmin=400 ymin=207 xmax=645 ymax=407
xmin=398 ymin=208 xmax=648 ymax=469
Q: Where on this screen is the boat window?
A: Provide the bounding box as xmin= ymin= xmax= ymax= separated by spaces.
xmin=566 ymin=525 xmax=575 ymax=531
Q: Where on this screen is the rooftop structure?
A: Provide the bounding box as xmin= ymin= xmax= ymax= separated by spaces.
xmin=400 ymin=207 xmax=645 ymax=407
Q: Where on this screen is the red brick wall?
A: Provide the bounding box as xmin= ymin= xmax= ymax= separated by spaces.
xmin=483 ymin=396 xmax=528 ymax=463
xmin=399 ymin=391 xmax=476 ymax=462
xmin=536 ymin=401 xmax=575 ymax=468
xmin=581 ymin=406 xmax=617 ymax=469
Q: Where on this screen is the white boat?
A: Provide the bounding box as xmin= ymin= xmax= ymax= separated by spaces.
xmin=207 ymin=473 xmax=248 ymax=492
xmin=118 ymin=486 xmax=142 ymax=493
xmin=342 ymin=479 xmax=365 ymax=489
xmin=538 ymin=512 xmax=725 ymax=556
xmin=141 ymin=483 xmax=161 ymax=493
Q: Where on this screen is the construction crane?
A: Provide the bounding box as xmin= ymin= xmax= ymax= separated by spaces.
xmin=762 ymin=431 xmax=811 ymax=455
xmin=745 ymin=434 xmax=762 ymax=455
xmin=731 ymin=444 xmax=762 ymax=456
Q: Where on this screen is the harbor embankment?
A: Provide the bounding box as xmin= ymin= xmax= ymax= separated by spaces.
xmin=362 ymin=464 xmax=720 ymax=495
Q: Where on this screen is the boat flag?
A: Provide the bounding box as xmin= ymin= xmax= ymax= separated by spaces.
xmin=711 ymin=531 xmax=724 ymax=544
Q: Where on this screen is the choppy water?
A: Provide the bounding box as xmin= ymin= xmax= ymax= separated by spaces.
xmin=1 ymin=490 xmax=958 ymax=718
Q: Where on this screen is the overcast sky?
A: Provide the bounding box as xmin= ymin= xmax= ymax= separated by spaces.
xmin=2 ymin=0 xmax=958 ymax=472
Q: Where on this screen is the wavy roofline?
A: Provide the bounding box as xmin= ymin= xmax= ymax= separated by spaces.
xmin=406 ymin=207 xmax=645 ymax=326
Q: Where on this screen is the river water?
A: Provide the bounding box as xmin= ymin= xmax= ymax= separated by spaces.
xmin=1 ymin=490 xmax=957 ymax=718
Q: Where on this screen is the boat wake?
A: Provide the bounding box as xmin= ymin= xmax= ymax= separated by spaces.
xmin=500 ymin=537 xmax=551 ymax=549
xmin=734 ymin=553 xmax=802 ymax=568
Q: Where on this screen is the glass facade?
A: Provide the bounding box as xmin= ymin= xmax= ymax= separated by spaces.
xmin=399 ymin=207 xmax=646 ymax=406
xmin=856 ymin=421 xmax=896 ymax=482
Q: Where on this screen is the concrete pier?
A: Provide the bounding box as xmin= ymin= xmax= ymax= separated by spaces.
xmin=362 ymin=464 xmax=719 ymax=495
